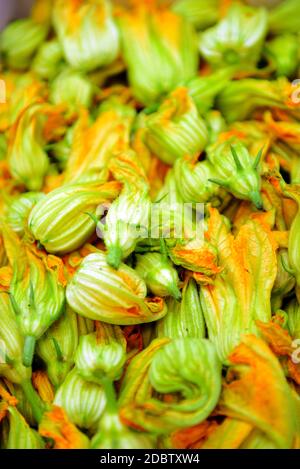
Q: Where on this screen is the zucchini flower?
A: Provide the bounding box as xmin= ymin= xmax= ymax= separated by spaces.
xmin=117 ymin=2 xmax=198 ymax=106
xmin=0 ymin=289 xmax=30 ymax=385
xmin=75 ymin=323 xmax=126 ymax=384
xmin=207 ymin=141 xmax=263 ymax=208
xmin=264 ymin=34 xmax=299 ymax=78
xmin=32 ymin=39 xmax=64 ymax=80
xmin=143 ymin=87 xmax=208 ymax=165
xmin=135 ymin=252 xmax=181 ymax=300
xmin=8 ymin=242 xmax=66 ymax=367
xmin=286 ymin=299 xmax=300 ymax=339
xmin=66 ymin=252 xmax=167 ymax=325
xmin=172 ymin=0 xmax=219 ymax=30
xmin=0 ymin=18 xmax=48 ymax=70
xmin=91 ymin=411 xmax=154 ymax=449
xmin=39 ymin=405 xmax=90 ymax=449
xmin=8 ymin=102 xmax=64 ymax=191
xmin=6 ymin=406 xmax=45 ymax=449
xmin=220 ymin=335 xmax=298 ymax=449
xmin=284 ymin=186 xmax=300 ymax=301
xmin=7 ymin=192 xmax=45 ymax=237
xmin=103 ymin=150 xmax=151 ymax=268
xmin=64 ymin=103 xmax=135 ymax=184
xmin=186 ymin=67 xmax=236 ymax=115
xmin=169 ymin=237 xmax=221 ymax=284
xmin=119 ymin=337 xmax=222 ymax=434
xmin=28 ymin=180 xmax=121 ymax=254
xmin=36 ymin=306 xmax=79 ymax=388
xmin=269 ymin=0 xmax=300 ymax=34
xmin=173 ymin=155 xmax=220 ymax=203
xmin=50 ymin=68 xmax=95 ymax=113
xmin=53 ymin=0 xmax=120 ymax=72
xmin=156 ymin=278 xmax=205 ymax=339
xmin=200 ymin=208 xmax=277 ymax=362
xmin=217 ymin=77 xmax=300 ymax=123
xmin=54 ymin=368 xmax=106 ymax=431
xmin=199 ymin=4 xmax=267 ymax=69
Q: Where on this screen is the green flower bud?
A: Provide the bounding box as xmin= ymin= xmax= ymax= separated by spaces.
xmin=172 ymin=0 xmax=219 ymax=30
xmin=9 ymin=246 xmax=66 ymax=367
xmin=64 ymin=102 xmax=135 ymax=184
xmin=54 ymin=368 xmax=106 ymax=431
xmin=8 ymin=103 xmax=50 ymax=191
xmin=0 ymin=19 xmax=48 ymax=70
xmin=104 ymin=150 xmax=150 ymax=259
xmin=0 ymin=290 xmax=30 ymax=384
xmin=264 ymin=34 xmax=299 ymax=78
xmin=174 ymin=156 xmax=220 ymax=203
xmin=91 ymin=411 xmax=154 ymax=449
xmin=200 ymin=208 xmax=277 ymax=362
xmin=217 ymin=77 xmax=296 ymax=123
xmin=66 ymin=251 xmax=167 ymax=325
xmin=36 ymin=306 xmax=79 ymax=388
xmin=207 ymin=141 xmax=263 ymax=208
xmin=117 ymin=2 xmax=198 ymax=106
xmin=286 ymin=299 xmax=300 ymax=339
xmin=186 ymin=67 xmax=235 ymax=115
xmin=284 ymin=186 xmax=300 ymax=300
xmin=75 ymin=323 xmax=126 ymax=384
xmin=119 ymin=338 xmax=222 ymax=433
xmin=77 ymin=315 xmax=95 ymax=336
xmin=7 ymin=192 xmax=45 ymax=237
xmin=50 ymin=68 xmax=95 ymax=112
xmin=28 ymin=180 xmax=121 ymax=254
xmin=135 ymin=252 xmax=181 ymax=300
xmin=32 ymin=39 xmax=64 ymax=80
xmin=143 ymin=87 xmax=208 ymax=165
xmin=156 ymin=278 xmax=205 ymax=339
xmin=199 ymin=4 xmax=267 ymax=69
xmin=53 ymin=0 xmax=120 ymax=72
xmin=6 ymin=407 xmax=44 ymax=449
xmin=269 ymin=0 xmax=300 ymax=34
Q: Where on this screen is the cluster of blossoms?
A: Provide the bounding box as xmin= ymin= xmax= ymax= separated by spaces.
xmin=0 ymin=0 xmax=300 ymax=450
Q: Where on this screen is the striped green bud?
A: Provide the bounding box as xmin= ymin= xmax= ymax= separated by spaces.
xmin=199 ymin=4 xmax=267 ymax=69
xmin=50 ymin=68 xmax=95 ymax=112
xmin=156 ymin=278 xmax=205 ymax=339
xmin=207 ymin=141 xmax=263 ymax=208
xmin=135 ymin=252 xmax=181 ymax=300
xmin=286 ymin=299 xmax=300 ymax=339
xmin=174 ymin=156 xmax=220 ymax=203
xmin=8 ymin=103 xmax=50 ymax=191
xmin=53 ymin=0 xmax=119 ymax=72
xmin=66 ymin=252 xmax=167 ymax=325
xmin=117 ymin=2 xmax=198 ymax=106
xmin=143 ymin=87 xmax=208 ymax=165
xmin=36 ymin=306 xmax=79 ymax=388
xmin=75 ymin=323 xmax=126 ymax=384
xmin=91 ymin=411 xmax=154 ymax=449
xmin=5 ymin=407 xmax=44 ymax=449
xmin=119 ymin=338 xmax=222 ymax=434
xmin=54 ymin=368 xmax=106 ymax=431
xmin=32 ymin=39 xmax=64 ymax=80
xmin=28 ymin=180 xmax=121 ymax=254
xmin=7 ymin=192 xmax=45 ymax=237
xmin=0 ymin=19 xmax=48 ymax=70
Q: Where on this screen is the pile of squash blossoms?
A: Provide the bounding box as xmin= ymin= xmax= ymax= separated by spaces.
xmin=0 ymin=0 xmax=300 ymax=449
